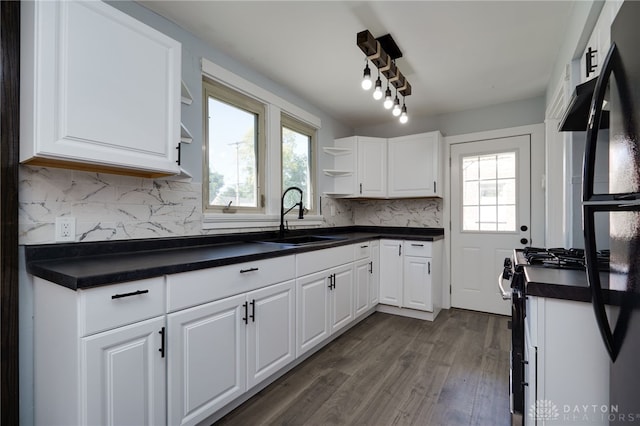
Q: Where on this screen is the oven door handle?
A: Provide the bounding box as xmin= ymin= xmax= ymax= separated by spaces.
xmin=498 ymin=273 xmax=512 ymax=300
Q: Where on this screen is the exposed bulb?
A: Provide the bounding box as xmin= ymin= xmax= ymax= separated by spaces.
xmin=383 ymin=87 xmax=393 ymax=109
xmin=361 ymin=64 xmax=372 ymax=90
xmin=399 ymin=104 xmax=408 ymax=124
xmin=392 ymin=97 xmax=401 ymax=116
xmin=372 ymin=77 xmax=383 ymax=100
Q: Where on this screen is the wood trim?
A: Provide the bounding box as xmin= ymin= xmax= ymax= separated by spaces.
xmin=1 ymin=1 xmax=21 ymax=423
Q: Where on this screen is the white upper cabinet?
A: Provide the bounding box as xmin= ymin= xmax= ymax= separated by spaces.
xmin=324 ymin=132 xmax=443 ymax=198
xmin=388 ymin=131 xmax=443 ymax=198
xmin=358 ymin=137 xmax=387 ymax=197
xmin=21 ymin=1 xmax=181 ymax=177
xmin=325 ymin=136 xmax=387 ymax=197
xmin=579 ymin=0 xmax=623 ymax=83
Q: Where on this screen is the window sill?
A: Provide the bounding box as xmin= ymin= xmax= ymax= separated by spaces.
xmin=202 ymin=214 xmax=324 ymax=230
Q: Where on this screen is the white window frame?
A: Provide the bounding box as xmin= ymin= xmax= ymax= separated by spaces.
xmin=281 ymin=113 xmax=317 ymax=215
xmin=203 ymin=78 xmax=266 ymax=214
xmin=201 ymin=59 xmax=322 ymax=229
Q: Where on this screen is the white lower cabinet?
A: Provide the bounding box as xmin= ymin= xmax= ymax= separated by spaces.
xmin=167 ymin=280 xmax=295 ymax=426
xmin=34 ymin=277 xmax=167 ymax=426
xmin=378 ymin=239 xmax=442 ymax=320
xmin=83 ymin=316 xmax=166 ymax=426
xmin=246 ymin=281 xmax=296 ymax=388
xmin=379 ymin=239 xmax=403 ymax=305
xmin=296 ymin=263 xmax=354 ymax=357
xmin=167 ymin=294 xmax=246 ymax=426
xmin=355 ymin=240 xmax=379 ymax=318
xmin=403 ymin=255 xmax=432 ymax=311
xmin=525 ymin=296 xmax=610 ymax=426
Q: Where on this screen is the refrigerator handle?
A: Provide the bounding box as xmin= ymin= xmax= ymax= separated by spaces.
xmin=583 ymin=205 xmax=618 ymax=361
xmin=583 ymin=43 xmax=618 ymax=202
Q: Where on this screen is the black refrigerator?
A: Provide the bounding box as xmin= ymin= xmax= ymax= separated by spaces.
xmin=583 ymin=2 xmax=640 ymax=424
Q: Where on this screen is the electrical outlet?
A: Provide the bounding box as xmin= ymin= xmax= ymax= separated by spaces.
xmin=55 ymin=217 xmax=76 ymax=242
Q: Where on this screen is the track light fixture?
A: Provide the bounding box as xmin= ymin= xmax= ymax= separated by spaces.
xmin=399 ymin=103 xmax=408 ymax=124
xmin=392 ymin=94 xmax=401 ymax=117
xmin=373 ymin=75 xmax=383 ymax=100
xmin=357 ymin=29 xmax=411 ymax=123
xmin=383 ymin=85 xmax=393 ymax=109
xmin=361 ymin=61 xmax=372 ymax=90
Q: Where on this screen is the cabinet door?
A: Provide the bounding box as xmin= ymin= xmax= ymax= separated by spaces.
xmin=379 ymin=240 xmax=403 ymax=306
xmin=168 ymin=294 xmax=246 ymax=426
xmin=403 ymin=256 xmax=433 ymax=311
xmin=370 ymin=242 xmax=380 ymax=305
xmin=296 ymin=271 xmax=331 ymax=356
xmin=82 ymin=316 xmax=166 ymax=426
xmin=330 ymin=264 xmax=355 ymax=333
xmin=354 ymin=259 xmax=371 ymax=318
xmin=21 ymin=1 xmax=181 ymax=177
xmin=357 ymin=137 xmax=387 ymax=197
xmin=246 ymin=280 xmax=295 ymax=389
xmin=388 ymin=132 xmax=441 ymax=197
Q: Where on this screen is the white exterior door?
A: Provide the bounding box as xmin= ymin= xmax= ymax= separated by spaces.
xmin=450 ymin=135 xmax=531 ymax=315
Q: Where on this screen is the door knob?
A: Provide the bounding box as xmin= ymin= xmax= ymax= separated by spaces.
xmin=520 ymin=238 xmax=529 ymax=245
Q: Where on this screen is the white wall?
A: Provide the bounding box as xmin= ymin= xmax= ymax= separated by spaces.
xmin=355 ymin=96 xmax=546 ymax=139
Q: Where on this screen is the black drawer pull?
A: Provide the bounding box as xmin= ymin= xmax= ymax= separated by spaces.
xmin=411 ymin=243 xmax=424 ymax=247
xmin=360 ymin=245 xmax=369 ymax=249
xmin=111 ymin=289 xmax=149 ymax=299
xmin=240 ymin=267 xmax=259 ymax=273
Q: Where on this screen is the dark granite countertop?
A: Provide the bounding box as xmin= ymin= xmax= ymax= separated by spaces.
xmin=524 ymin=265 xmax=623 ymax=304
xmin=25 ymin=226 xmax=444 ymax=290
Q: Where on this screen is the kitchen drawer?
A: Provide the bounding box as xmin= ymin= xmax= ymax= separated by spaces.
xmin=296 ymin=244 xmax=354 ymax=277
xmin=354 ymin=242 xmax=372 ymax=260
xmin=79 ymin=276 xmax=165 ymax=336
xmin=404 ymin=241 xmax=432 ymax=257
xmin=167 ymin=255 xmax=295 ymax=312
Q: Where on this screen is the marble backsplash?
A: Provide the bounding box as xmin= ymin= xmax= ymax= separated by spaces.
xmin=352 ymin=198 xmax=442 ymax=228
xmin=19 ymin=166 xmax=442 ymax=245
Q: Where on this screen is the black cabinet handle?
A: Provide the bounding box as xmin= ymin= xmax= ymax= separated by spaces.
xmin=359 ymin=183 xmax=363 ymax=194
xmin=240 ymin=267 xmax=259 ymax=273
xmin=522 ymin=381 xmax=529 ymax=387
xmin=176 ymin=144 xmax=181 ymax=165
xmin=112 ymin=289 xmax=149 ymax=300
xmin=411 ymin=243 xmax=424 ymax=247
xmin=250 ymin=299 xmax=255 ymax=322
xmin=369 ymin=261 xmax=373 ymax=274
xmin=433 ymin=181 xmax=436 ymax=193
xmin=328 ymin=275 xmax=333 ymax=289
xmin=398 ymin=245 xmax=402 ymax=256
xmin=428 ymin=261 xmax=431 ymax=275
xmin=158 ymin=327 xmax=165 ymax=358
xmin=360 ymin=245 xmax=369 ymax=249
xmin=242 ymin=301 xmax=249 ymax=324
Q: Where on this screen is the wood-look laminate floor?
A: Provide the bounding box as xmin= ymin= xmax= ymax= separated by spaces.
xmin=216 ymin=309 xmax=511 ymax=426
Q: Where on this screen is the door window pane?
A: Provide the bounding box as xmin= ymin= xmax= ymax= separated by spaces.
xmin=462 ymin=151 xmax=517 ymax=232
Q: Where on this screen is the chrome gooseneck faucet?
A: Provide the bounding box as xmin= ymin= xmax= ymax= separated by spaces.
xmin=280 ymin=186 xmax=304 ymax=238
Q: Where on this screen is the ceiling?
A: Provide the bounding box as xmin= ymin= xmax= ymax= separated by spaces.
xmin=138 ymin=1 xmax=576 ymax=129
